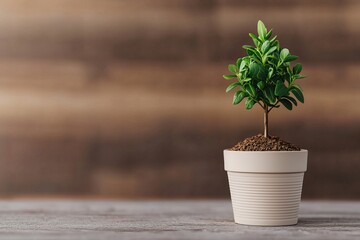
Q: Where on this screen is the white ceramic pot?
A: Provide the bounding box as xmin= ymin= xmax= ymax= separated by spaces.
xmin=224 ymin=149 xmax=308 ymax=226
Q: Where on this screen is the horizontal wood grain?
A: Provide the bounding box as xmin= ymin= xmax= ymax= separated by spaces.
xmin=0 ymin=0 xmax=357 ymax=198
xmin=0 ymin=200 xmax=358 ymax=239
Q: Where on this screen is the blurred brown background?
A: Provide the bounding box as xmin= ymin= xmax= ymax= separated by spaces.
xmin=0 ymin=0 xmax=358 ymax=199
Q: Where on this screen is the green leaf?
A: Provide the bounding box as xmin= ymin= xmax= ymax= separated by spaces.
xmin=266 ymin=46 xmax=277 ymax=55
xmin=261 ymin=40 xmax=270 ymax=53
xmin=257 ymin=81 xmax=265 ymax=90
xmin=257 ymin=20 xmax=267 ymax=39
xmin=242 ymin=78 xmax=252 ymax=82
xmin=226 ymin=82 xmax=241 ymax=93
xmin=294 ymin=74 xmax=306 ymax=79
xmin=293 ymin=63 xmax=302 ymax=74
xmin=275 ymin=80 xmax=288 ymax=97
xmin=249 ymin=33 xmax=261 ymax=46
xmin=265 ymin=29 xmax=273 ymax=39
xmin=228 ymin=64 xmax=237 ymax=73
xmin=287 ymin=66 xmax=293 ymax=77
xmin=274 ymin=40 xmax=280 ymax=51
xmin=245 ymin=98 xmax=255 ymax=109
xmin=223 ymin=74 xmax=236 ymax=80
xmin=249 ymin=62 xmax=260 ymax=78
xmin=291 ymin=87 xmax=304 ymax=103
xmin=279 ymin=99 xmax=293 ymax=110
xmin=242 ymin=57 xmax=251 ymax=65
xmin=248 ymin=84 xmax=257 ymax=96
xmin=247 ymin=50 xmax=262 ymax=63
xmin=236 ymin=58 xmax=242 ymax=68
xmin=242 ymin=45 xmax=256 ymax=51
xmin=243 ymin=45 xmax=262 ymax=61
xmin=244 ymin=48 xmax=257 ymax=56
xmin=239 ymin=61 xmax=246 ymax=71
xmin=257 ymin=64 xmax=267 ymax=79
xmin=270 ymin=35 xmax=277 ymax=44
xmin=292 ymin=84 xmax=303 ymax=92
xmin=284 ymin=55 xmax=298 ymax=62
xmin=283 ymin=96 xmax=297 ymax=106
xmin=280 ymin=48 xmax=289 ymax=61
xmin=263 ymin=87 xmax=276 ymax=103
xmin=233 ymin=91 xmax=248 ymax=105
xmin=268 ymin=67 xmax=274 ymax=79
xmin=261 ymin=95 xmax=271 ymax=105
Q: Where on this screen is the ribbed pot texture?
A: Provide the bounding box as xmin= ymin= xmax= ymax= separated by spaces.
xmin=224 ymin=150 xmax=308 ymax=226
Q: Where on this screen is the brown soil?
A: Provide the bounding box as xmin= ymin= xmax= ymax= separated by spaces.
xmin=230 ymin=134 xmax=301 ymax=151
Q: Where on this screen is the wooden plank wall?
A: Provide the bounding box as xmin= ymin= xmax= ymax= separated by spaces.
xmin=0 ymin=0 xmax=358 ymax=198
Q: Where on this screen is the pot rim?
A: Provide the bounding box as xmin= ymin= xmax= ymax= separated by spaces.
xmin=224 ymin=149 xmax=308 ymax=153
xmin=224 ymin=149 xmax=308 ymax=173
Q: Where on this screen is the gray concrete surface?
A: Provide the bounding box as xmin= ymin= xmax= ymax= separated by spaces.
xmin=0 ymin=200 xmax=358 ymax=239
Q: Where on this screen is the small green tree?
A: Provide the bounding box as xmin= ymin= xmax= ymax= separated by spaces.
xmin=223 ymin=20 xmax=305 ymax=138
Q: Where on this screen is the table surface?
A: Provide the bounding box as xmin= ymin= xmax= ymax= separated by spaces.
xmin=0 ymin=200 xmax=358 ymax=240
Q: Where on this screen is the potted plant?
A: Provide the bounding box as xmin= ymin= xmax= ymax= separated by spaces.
xmin=223 ymin=20 xmax=308 ymax=226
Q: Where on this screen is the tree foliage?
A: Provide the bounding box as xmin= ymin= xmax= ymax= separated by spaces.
xmin=223 ymin=20 xmax=305 ymax=111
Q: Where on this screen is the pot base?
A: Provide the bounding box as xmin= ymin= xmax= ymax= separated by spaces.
xmin=234 ymin=217 xmax=298 ymax=226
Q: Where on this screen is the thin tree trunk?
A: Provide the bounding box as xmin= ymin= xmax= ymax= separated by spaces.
xmin=264 ymin=105 xmax=269 ymax=138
